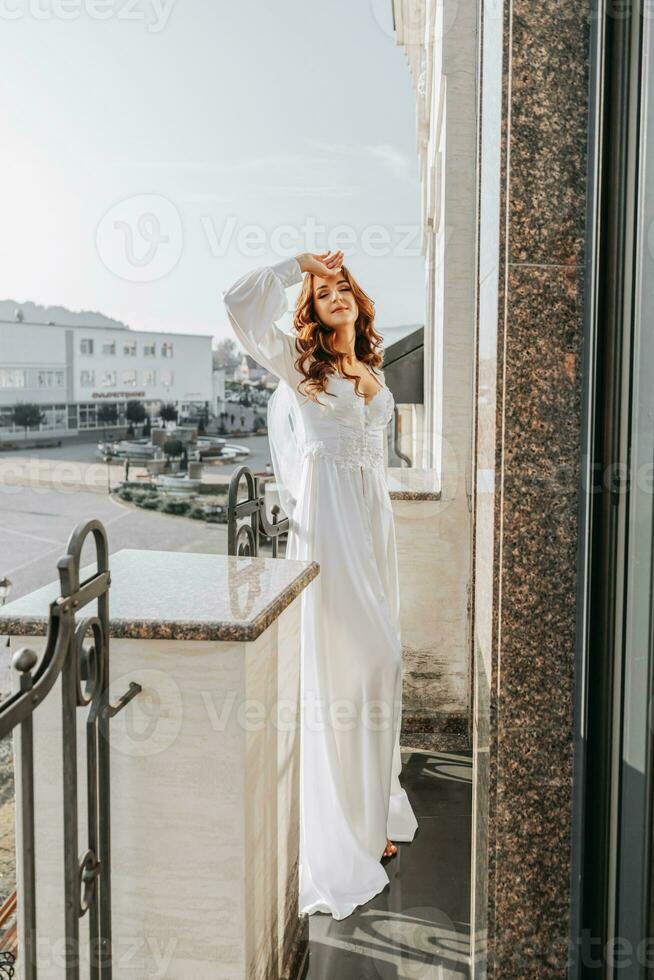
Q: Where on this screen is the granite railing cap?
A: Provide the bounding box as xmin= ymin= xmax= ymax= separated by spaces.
xmin=386 ymin=467 xmax=441 ymax=501
xmin=0 ymin=549 xmax=320 ymax=643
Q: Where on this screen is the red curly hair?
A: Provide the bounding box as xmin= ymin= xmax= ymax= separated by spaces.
xmin=290 ymin=265 xmax=385 ymax=402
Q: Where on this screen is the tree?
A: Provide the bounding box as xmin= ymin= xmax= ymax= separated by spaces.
xmin=125 ymin=400 xmax=147 ymax=436
xmin=12 ymin=403 xmax=44 ymax=437
xmin=97 ymin=403 xmax=118 ymax=440
xmin=162 ymin=438 xmax=183 ymax=460
xmin=214 ymin=338 xmax=241 ymax=370
xmin=159 ymin=402 xmax=178 ymax=428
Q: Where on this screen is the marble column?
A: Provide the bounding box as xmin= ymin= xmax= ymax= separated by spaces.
xmin=471 ymin=1 xmax=591 ymax=976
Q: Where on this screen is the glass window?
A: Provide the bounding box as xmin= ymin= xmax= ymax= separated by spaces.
xmin=80 ymin=370 xmax=95 ymax=387
xmin=123 ymin=342 xmax=137 ymax=356
xmin=161 ymin=342 xmax=174 ymax=357
xmin=122 ymin=369 xmax=137 ymax=386
xmin=161 ymin=370 xmax=173 ymax=387
xmin=0 ymin=368 xmax=26 ymax=388
xmin=79 ymin=403 xmax=98 ymax=430
xmin=80 ymin=338 xmax=94 ymax=355
xmin=100 ymin=370 xmax=116 ymax=387
xmin=143 ymin=342 xmax=156 ymax=356
xmin=143 ymin=369 xmax=156 ymax=385
xmin=102 ymin=341 xmax=116 ymax=355
xmin=37 ymin=370 xmax=65 ymax=388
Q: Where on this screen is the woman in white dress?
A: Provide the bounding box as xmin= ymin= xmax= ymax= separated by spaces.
xmin=222 ymin=250 xmax=418 ymax=920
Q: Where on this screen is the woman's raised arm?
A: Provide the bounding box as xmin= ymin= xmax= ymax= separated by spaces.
xmin=221 ymin=257 xmax=304 ymax=386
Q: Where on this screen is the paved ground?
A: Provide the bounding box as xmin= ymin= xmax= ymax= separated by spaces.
xmin=0 ymin=484 xmax=229 ymax=604
xmin=304 ymin=750 xmax=472 ymax=979
xmin=0 ymin=432 xmax=277 ymax=601
xmin=0 ymin=439 xmax=275 ymax=913
xmin=0 ymin=431 xmax=272 ymax=469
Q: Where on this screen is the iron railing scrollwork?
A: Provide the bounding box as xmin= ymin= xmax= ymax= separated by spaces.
xmin=227 ymin=466 xmax=289 ymax=557
xmin=0 ymin=519 xmax=142 ymax=978
xmin=0 ymin=952 xmax=15 ymax=979
xmin=393 ymin=406 xmax=412 ymax=467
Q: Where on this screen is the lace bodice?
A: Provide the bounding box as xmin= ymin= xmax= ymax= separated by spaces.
xmin=297 ymin=377 xmax=394 ymax=473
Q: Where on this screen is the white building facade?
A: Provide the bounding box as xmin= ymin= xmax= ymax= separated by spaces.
xmin=0 ymin=320 xmax=213 ymax=436
xmin=393 ymin=0 xmax=477 ymax=486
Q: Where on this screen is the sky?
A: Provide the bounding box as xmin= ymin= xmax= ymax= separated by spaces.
xmin=0 ymin=0 xmax=426 ymax=345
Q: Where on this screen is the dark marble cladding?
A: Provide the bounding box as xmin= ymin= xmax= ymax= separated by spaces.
xmin=492 ymin=781 xmax=573 ymax=976
xmin=499 ymin=261 xmax=583 ymax=730
xmin=485 ymin=267 xmax=584 ymax=973
xmin=508 ymin=1 xmax=591 ymax=265
xmin=475 ymin=0 xmax=590 ymax=976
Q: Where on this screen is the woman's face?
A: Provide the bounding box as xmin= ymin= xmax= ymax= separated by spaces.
xmin=312 ymin=272 xmax=358 ymax=330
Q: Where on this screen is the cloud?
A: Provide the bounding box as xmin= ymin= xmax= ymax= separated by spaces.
xmin=303 ymin=138 xmax=415 ymax=181
xmin=115 ymin=142 xmax=414 ymax=184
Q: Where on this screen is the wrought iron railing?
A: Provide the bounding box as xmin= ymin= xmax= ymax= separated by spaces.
xmin=0 ymin=519 xmax=142 ymax=978
xmin=393 ymin=406 xmax=412 ymax=467
xmin=227 ymin=466 xmax=288 ymax=557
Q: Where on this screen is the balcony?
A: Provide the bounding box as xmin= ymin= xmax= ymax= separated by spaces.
xmin=0 ymin=507 xmax=474 ymax=977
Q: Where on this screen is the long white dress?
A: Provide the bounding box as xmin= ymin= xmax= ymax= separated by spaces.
xmin=222 ymin=256 xmax=418 ymax=920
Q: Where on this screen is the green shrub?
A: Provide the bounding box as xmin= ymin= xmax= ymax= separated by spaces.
xmin=161 ymin=499 xmax=191 ymax=515
xmin=205 ymin=506 xmax=227 ymax=524
xmin=137 ymin=496 xmax=161 ymax=510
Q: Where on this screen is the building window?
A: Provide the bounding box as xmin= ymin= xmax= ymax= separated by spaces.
xmin=122 ymin=369 xmax=137 ymax=386
xmin=143 ymin=342 xmax=156 ymax=356
xmin=102 ymin=341 xmax=116 ymax=356
xmin=80 ymin=370 xmax=95 ymax=387
xmin=41 ymin=405 xmax=67 ymax=430
xmin=143 ymin=370 xmax=156 ymax=385
xmin=79 ymin=403 xmax=98 ymax=430
xmin=100 ymin=371 xmax=116 ymax=387
xmin=161 ymin=370 xmax=173 ymax=387
xmin=80 ymin=338 xmax=94 ymax=355
xmin=0 ymin=368 xmax=26 ymax=388
xmin=37 ymin=370 xmax=65 ymax=388
xmin=123 ymin=342 xmax=137 ymax=356
xmin=161 ymin=342 xmax=174 ymax=358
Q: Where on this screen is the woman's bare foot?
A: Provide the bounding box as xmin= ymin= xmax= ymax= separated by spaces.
xmin=382 ymin=839 xmax=398 ymax=858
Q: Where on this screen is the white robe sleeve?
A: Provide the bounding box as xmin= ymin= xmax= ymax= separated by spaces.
xmin=221 ymin=257 xmax=304 ymax=386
